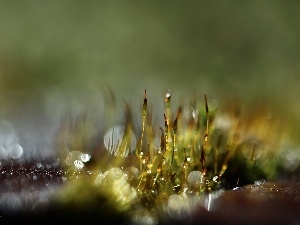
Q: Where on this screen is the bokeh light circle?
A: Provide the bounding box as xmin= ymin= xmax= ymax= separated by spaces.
xmin=104 ymin=125 xmax=136 ymax=157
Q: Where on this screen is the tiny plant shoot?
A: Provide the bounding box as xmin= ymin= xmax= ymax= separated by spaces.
xmin=52 ymin=89 xmax=294 ymax=223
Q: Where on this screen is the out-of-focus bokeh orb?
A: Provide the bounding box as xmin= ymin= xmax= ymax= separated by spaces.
xmin=104 ymin=125 xmax=137 ymax=157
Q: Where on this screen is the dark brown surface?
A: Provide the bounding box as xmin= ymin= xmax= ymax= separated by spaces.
xmin=167 ymin=182 xmax=300 ymax=225
xmin=0 ymin=163 xmax=299 ymax=225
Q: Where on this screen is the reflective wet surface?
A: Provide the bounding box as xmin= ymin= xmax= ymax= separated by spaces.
xmin=0 ymin=161 xmax=299 ymax=225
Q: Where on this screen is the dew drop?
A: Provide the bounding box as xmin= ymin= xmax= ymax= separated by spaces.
xmin=65 ymin=150 xmax=91 ymax=169
xmin=242 ymin=139 xmax=262 ymax=160
xmin=103 ymin=125 xmax=136 ymax=157
xmin=187 ymin=171 xmax=204 ymax=188
xmin=168 ymin=194 xmax=184 ymax=214
xmin=167 ymin=194 xmax=190 ymax=219
xmin=80 ymin=153 xmax=91 ymax=162
xmin=7 ymin=144 xmax=23 ymax=159
xmin=74 ymin=160 xmax=84 ymax=170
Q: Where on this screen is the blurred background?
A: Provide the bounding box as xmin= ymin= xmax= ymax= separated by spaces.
xmin=0 ymin=0 xmax=300 ymax=158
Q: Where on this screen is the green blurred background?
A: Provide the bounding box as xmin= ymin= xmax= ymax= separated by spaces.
xmin=0 ymin=0 xmax=299 ymax=143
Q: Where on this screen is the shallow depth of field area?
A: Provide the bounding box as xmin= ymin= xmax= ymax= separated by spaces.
xmin=0 ymin=1 xmax=300 ymax=224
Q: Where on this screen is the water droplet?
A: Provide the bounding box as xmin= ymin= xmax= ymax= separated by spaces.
xmin=187 ymin=171 xmax=204 ymax=188
xmin=33 ymin=175 xmax=38 ymax=181
xmin=65 ymin=150 xmax=91 ymax=169
xmin=125 ymin=167 xmax=140 ymax=186
xmin=7 ymin=144 xmax=23 ymax=159
xmin=192 ymin=109 xmax=199 ymax=119
xmin=74 ymin=160 xmax=84 ymax=170
xmin=214 ymin=114 xmax=233 ymax=130
xmin=254 ymin=179 xmax=265 ymax=186
xmin=80 ymin=153 xmax=91 ymax=162
xmin=103 ymin=125 xmax=136 ymax=157
xmin=242 ymin=139 xmax=262 ymax=160
xmin=167 ymin=194 xmax=190 ymax=219
xmin=107 ymin=167 xmax=126 ymax=181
